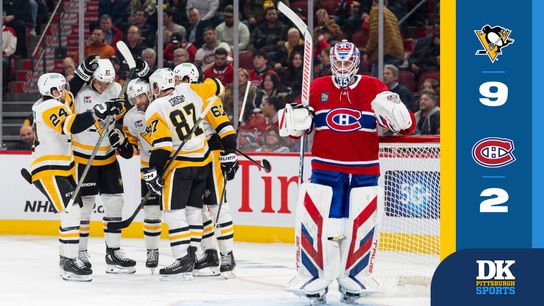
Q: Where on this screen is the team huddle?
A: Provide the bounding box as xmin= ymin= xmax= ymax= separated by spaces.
xmin=29 ymin=53 xmax=238 ymax=282
xmin=28 ymin=38 xmax=415 ymax=305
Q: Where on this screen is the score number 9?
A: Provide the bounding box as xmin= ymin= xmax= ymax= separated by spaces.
xmin=479 ymin=81 xmax=508 ymax=107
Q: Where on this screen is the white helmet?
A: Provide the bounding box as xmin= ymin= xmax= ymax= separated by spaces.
xmin=37 ymin=73 xmax=66 ymax=99
xmin=127 ymin=78 xmax=151 ymax=101
xmin=174 ymin=63 xmax=199 ymax=83
xmin=93 ymin=59 xmax=116 ymax=83
xmin=330 ymin=40 xmax=360 ymax=88
xmin=149 ymin=68 xmax=175 ymax=97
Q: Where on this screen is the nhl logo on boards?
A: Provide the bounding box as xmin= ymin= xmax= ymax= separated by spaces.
xmin=472 ymin=137 xmax=516 ymax=168
xmin=475 ymin=25 xmax=514 ymax=63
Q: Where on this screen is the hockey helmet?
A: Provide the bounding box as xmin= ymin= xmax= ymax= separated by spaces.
xmin=330 ymin=40 xmax=360 ymax=88
xmin=173 ymin=63 xmax=199 ymax=84
xmin=37 ymin=73 xmax=67 ymax=99
xmin=149 ymin=68 xmax=176 ymax=98
xmin=93 ymin=59 xmax=116 ymax=84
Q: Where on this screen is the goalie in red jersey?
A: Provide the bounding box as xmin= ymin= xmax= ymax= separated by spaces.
xmin=278 ymin=40 xmax=416 ymax=304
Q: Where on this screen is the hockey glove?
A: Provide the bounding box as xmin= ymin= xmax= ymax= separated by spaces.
xmin=75 ymin=55 xmax=100 ymax=81
xmin=106 ymin=98 xmax=124 ymax=117
xmin=108 ymin=127 xmax=126 ymax=149
xmin=371 ymin=91 xmax=412 ymax=133
xmin=220 ymin=150 xmax=239 ymax=181
xmin=135 ymin=57 xmax=150 ymax=78
xmin=142 ymin=167 xmax=164 ymax=195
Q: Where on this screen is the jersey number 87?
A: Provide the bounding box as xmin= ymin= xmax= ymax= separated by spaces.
xmin=169 ymin=103 xmax=204 ymax=139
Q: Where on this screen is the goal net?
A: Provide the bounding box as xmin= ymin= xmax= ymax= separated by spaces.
xmin=370 ymin=136 xmax=440 ymax=296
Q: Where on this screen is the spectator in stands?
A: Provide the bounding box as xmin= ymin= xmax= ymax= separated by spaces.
xmin=28 ymin=0 xmax=38 ymax=36
xmin=254 ymin=73 xmax=291 ymax=109
xmin=342 ymin=1 xmax=365 ymax=37
xmin=203 ymin=47 xmax=234 ymax=86
xmin=100 ymin=14 xmax=123 ymax=47
xmin=414 ymin=89 xmax=440 ymax=135
xmin=180 ymin=37 xmax=198 ymax=62
xmin=408 ymin=27 xmax=440 ymax=78
xmin=363 ymin=0 xmax=404 ymax=76
xmin=315 ymin=47 xmax=331 ymax=77
xmin=261 ymin=95 xmax=283 ymax=127
xmin=223 ymin=68 xmax=257 ymax=119
xmin=142 ymin=48 xmax=157 ymax=70
xmin=132 ymin=8 xmax=155 ymax=48
xmin=280 ymin=51 xmax=303 ymax=98
xmin=186 ymin=0 xmax=219 ymax=22
xmin=248 ymin=50 xmax=277 ymax=87
xmin=168 ymin=0 xmax=189 ymax=28
xmin=85 ymin=28 xmax=116 ymax=59
xmin=99 ymin=0 xmax=130 ymax=31
xmin=243 ymin=0 xmax=286 ymax=28
xmin=8 ymin=125 xmax=34 ymax=151
xmin=194 ymin=27 xmax=231 ymax=70
xmin=186 ymin=7 xmax=212 ymax=48
xmin=130 ymin=0 xmax=157 ymax=24
xmin=172 ymin=48 xmax=189 ymax=66
xmin=62 ymin=57 xmax=76 ymax=81
xmin=420 ymin=78 xmax=440 ymax=97
xmin=164 ymin=33 xmax=183 ymax=62
xmin=383 ymin=64 xmax=415 ymax=111
xmin=2 ymin=25 xmax=17 ymax=89
xmin=125 ymin=25 xmax=145 ymax=59
xmin=275 ymin=27 xmax=304 ymax=69
xmin=164 ymin=7 xmax=187 ymax=44
xmin=4 ymin=0 xmax=29 ymax=58
xmin=215 ymin=5 xmax=250 ymax=51
xmin=255 ymin=127 xmax=289 ymax=153
xmin=251 ymin=6 xmax=288 ymax=63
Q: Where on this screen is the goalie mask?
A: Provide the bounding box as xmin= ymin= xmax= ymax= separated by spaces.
xmin=149 ymin=68 xmax=176 ymax=98
xmin=330 ymin=40 xmax=360 ymax=88
xmin=127 ymin=78 xmax=152 ymax=111
xmin=173 ymin=62 xmax=200 ymax=84
xmin=38 ymin=73 xmax=67 ymax=100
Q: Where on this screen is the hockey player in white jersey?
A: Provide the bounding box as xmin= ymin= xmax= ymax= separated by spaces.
xmin=143 ymin=68 xmax=212 ymax=279
xmin=110 ymin=78 xmax=162 ymax=272
xmin=30 ymin=73 xmax=121 ymax=281
xmin=72 ymin=58 xmax=138 ymax=273
xmin=174 ymin=63 xmax=238 ymax=278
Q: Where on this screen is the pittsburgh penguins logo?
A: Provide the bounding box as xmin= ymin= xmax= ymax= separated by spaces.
xmin=475 ymin=25 xmax=514 ymax=63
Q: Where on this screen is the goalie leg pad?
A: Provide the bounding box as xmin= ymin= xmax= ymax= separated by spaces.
xmin=144 ymin=205 xmax=162 ymax=250
xmin=79 ymin=195 xmax=94 ymax=251
xmin=287 ymin=183 xmax=340 ymax=296
xmin=59 ymin=204 xmax=81 ymax=259
xmin=337 ymin=185 xmax=380 ymax=295
xmin=102 ymin=193 xmax=123 ymax=248
xmin=163 ymin=209 xmax=190 ymax=259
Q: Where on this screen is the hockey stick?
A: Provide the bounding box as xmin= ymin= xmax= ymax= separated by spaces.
xmin=278 ymin=2 xmax=313 ymax=184
xmin=107 ymin=99 xmax=216 ymax=230
xmin=235 ymin=148 xmax=271 ymax=172
xmin=64 ymin=42 xmax=137 ymax=212
xmin=214 ymin=173 xmax=228 ymax=224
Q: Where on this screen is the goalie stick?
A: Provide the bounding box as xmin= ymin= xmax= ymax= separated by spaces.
xmin=277 ymin=2 xmax=313 ymax=184
xmin=64 ymin=41 xmax=137 ymax=212
xmin=107 ymin=99 xmax=216 ymax=230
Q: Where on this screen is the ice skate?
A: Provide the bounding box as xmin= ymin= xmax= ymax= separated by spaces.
xmin=194 ymin=249 xmax=220 ymax=276
xmin=220 ymin=251 xmax=236 ymax=278
xmin=146 ymin=249 xmax=159 ymax=273
xmin=60 ymin=258 xmax=92 ymax=282
xmin=78 ymin=250 xmax=92 ymax=269
xmin=159 ymin=248 xmax=195 ymax=280
xmin=105 ymin=247 xmax=136 ymax=274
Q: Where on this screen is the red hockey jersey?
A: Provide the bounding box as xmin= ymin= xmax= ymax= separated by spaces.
xmin=307 ymin=75 xmax=415 ymax=175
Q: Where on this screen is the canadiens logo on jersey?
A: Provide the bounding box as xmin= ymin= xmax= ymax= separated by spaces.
xmin=324 ymin=108 xmax=375 ymax=133
xmin=475 ymin=25 xmax=514 ymax=63
xmin=472 ymin=137 xmax=516 ymax=168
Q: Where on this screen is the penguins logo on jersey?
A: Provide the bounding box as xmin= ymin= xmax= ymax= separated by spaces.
xmin=472 ymin=137 xmax=516 ymax=168
xmin=475 ymin=25 xmax=514 ymax=63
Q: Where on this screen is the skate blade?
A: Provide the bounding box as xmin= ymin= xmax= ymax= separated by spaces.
xmin=221 ymin=270 xmax=236 ymax=279
xmin=60 ymin=271 xmax=93 ymax=282
xmin=106 ymin=264 xmax=136 ymax=274
xmin=194 ymin=266 xmax=221 ymax=277
xmin=148 ymin=267 xmax=157 ymax=275
xmin=340 ymin=297 xmax=360 ymax=305
xmin=159 ymin=272 xmax=193 ymax=281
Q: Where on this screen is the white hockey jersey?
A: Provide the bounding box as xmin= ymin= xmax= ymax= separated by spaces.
xmin=30 ymin=98 xmax=76 ymax=182
xmin=72 ymin=82 xmax=124 ymax=166
xmin=123 ymin=107 xmax=153 ymax=168
xmin=145 ymin=86 xmax=212 ymax=169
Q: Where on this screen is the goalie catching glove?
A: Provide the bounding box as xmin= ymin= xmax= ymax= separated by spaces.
xmin=278 ymin=103 xmax=314 ymax=137
xmin=220 ymin=149 xmax=239 ymax=180
xmin=371 ymin=91 xmax=412 ymax=132
xmin=142 ymin=167 xmax=163 ymax=195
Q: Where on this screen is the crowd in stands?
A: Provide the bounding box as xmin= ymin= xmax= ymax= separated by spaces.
xmin=2 ymin=0 xmax=440 ymax=152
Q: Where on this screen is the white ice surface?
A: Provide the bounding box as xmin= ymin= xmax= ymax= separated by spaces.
xmin=0 ymin=236 xmax=429 ymax=306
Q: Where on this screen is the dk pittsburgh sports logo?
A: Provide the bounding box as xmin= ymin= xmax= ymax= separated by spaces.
xmin=472 ymin=138 xmax=516 ymax=168
xmin=475 ymin=25 xmax=515 ymax=63
xmin=475 ymin=260 xmax=516 ymax=295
